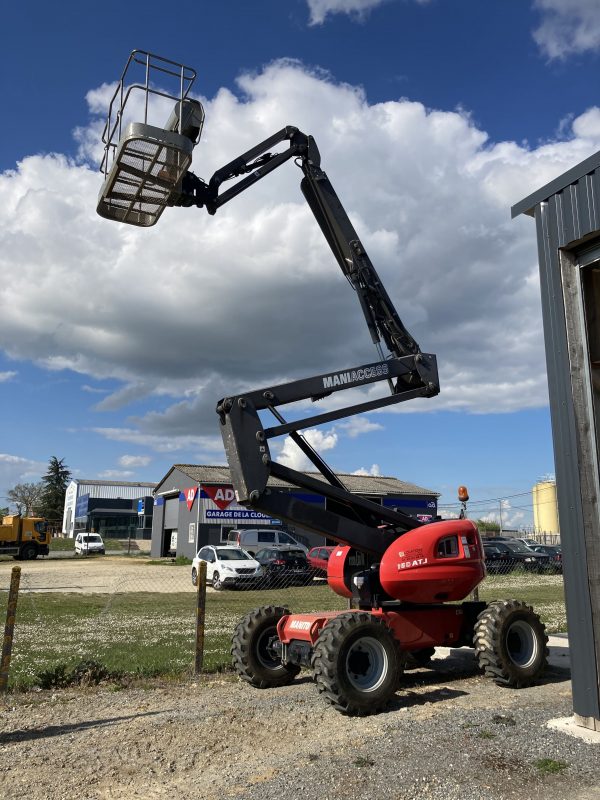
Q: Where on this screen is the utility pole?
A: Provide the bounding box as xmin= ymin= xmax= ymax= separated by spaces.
xmin=499 ymin=500 xmax=503 ymax=533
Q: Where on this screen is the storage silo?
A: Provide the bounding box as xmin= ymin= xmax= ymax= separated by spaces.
xmin=532 ymin=480 xmax=559 ymax=535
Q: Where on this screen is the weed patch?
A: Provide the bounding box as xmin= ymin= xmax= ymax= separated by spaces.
xmin=535 ymin=758 xmax=568 ymax=774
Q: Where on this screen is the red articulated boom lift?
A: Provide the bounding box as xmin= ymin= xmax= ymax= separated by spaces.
xmin=97 ymin=51 xmax=549 ymax=715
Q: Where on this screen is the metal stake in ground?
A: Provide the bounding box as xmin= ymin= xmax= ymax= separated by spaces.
xmin=0 ymin=566 xmax=21 ymax=692
xmin=195 ymin=560 xmax=207 ymax=674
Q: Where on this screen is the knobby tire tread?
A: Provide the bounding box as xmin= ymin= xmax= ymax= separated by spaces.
xmin=231 ymin=605 xmax=300 ymax=689
xmin=473 ymin=599 xmax=548 ymax=688
xmin=311 ymin=611 xmax=403 ymax=716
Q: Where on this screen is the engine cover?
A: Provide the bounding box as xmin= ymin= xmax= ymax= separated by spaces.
xmin=379 ymin=519 xmax=485 ymax=602
xmin=327 ymin=519 xmax=485 ymax=604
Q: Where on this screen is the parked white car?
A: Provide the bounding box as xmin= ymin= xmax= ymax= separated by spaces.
xmin=75 ymin=533 xmax=105 ymax=555
xmin=516 ymin=537 xmax=542 ymax=548
xmin=191 ymin=545 xmax=262 ymax=590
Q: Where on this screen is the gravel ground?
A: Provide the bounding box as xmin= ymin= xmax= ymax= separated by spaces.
xmin=1 ymin=645 xmax=598 ymax=800
xmin=0 ymin=557 xmax=195 ymax=594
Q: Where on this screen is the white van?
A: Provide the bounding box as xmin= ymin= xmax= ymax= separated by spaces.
xmin=226 ymin=528 xmax=308 ymax=555
xmin=75 ymin=533 xmax=105 ymax=555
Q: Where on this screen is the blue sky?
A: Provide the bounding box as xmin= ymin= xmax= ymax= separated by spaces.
xmin=1 ymin=0 xmax=599 ymax=526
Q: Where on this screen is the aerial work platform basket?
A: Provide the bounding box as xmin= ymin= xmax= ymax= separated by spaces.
xmin=97 ymin=50 xmax=204 ymax=227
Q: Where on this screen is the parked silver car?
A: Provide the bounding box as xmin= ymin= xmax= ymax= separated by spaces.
xmin=226 ymin=528 xmax=308 ymax=555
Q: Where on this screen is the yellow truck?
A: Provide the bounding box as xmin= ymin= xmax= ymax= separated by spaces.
xmin=0 ymin=515 xmax=50 ymax=560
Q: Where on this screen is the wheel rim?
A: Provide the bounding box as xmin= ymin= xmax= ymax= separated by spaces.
xmin=255 ymin=626 xmax=280 ymax=670
xmin=192 ymin=569 xmax=197 ymax=585
xmin=505 ymin=620 xmax=539 ymax=668
xmin=213 ymin=572 xmax=220 ymax=588
xmin=345 ymin=636 xmax=389 ymax=692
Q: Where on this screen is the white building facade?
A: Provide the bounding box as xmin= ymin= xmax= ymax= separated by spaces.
xmin=62 ymin=479 xmax=156 ymax=537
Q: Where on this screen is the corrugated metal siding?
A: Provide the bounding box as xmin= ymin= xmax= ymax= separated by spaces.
xmin=545 ymin=171 xmax=600 ymax=248
xmin=526 ymin=167 xmax=600 ymax=722
xmin=75 ymin=483 xmax=155 ymax=500
xmin=163 ymin=498 xmax=179 ymax=529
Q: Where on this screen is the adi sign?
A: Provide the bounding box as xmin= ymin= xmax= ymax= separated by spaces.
xmin=202 ymin=484 xmax=236 ymax=510
xmin=183 ymin=486 xmax=198 ymax=511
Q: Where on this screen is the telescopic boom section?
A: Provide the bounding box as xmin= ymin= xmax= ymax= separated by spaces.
xmin=177 ymin=126 xmax=440 ymax=553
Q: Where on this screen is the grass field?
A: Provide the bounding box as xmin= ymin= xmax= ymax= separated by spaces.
xmin=2 ymin=574 xmax=565 ymax=690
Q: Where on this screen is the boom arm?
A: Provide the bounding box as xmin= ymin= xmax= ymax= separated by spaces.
xmin=93 ymin=52 xmax=440 ymax=558
xmin=177 ymin=127 xmax=424 ymax=363
xmin=178 ymin=126 xmax=439 ymax=555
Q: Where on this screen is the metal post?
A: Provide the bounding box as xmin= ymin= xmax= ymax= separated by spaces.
xmin=0 ymin=567 xmax=21 ymax=693
xmin=194 ymin=561 xmax=207 ymax=674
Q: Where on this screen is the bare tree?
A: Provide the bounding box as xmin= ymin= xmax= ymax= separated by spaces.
xmin=7 ymin=482 xmax=44 ymax=516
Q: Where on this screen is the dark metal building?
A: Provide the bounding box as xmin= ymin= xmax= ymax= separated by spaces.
xmin=151 ymin=464 xmax=439 ymax=559
xmin=513 ymin=152 xmax=600 ymax=731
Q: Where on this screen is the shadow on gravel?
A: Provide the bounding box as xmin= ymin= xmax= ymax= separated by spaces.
xmin=0 ymin=710 xmax=167 ymax=744
xmin=402 ymin=648 xmax=571 ymax=688
xmin=390 ymin=686 xmax=469 ymax=710
xmin=540 ymin=664 xmax=571 ymax=683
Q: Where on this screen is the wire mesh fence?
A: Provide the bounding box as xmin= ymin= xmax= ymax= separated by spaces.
xmin=0 ymin=551 xmax=566 ymax=690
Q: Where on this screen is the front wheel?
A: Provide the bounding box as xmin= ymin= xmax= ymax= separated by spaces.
xmin=232 ymin=606 xmax=300 ymax=688
xmin=20 ymin=543 xmax=38 ymax=560
xmin=212 ymin=571 xmax=223 ymax=590
xmin=474 ymin=599 xmax=548 ymax=688
xmin=311 ymin=612 xmax=404 ymax=716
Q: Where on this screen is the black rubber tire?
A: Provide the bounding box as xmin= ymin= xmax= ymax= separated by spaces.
xmin=20 ymin=544 xmax=38 ymax=560
xmin=231 ymin=606 xmax=300 ymax=688
xmin=191 ymin=567 xmax=198 ymax=587
xmin=311 ymin=612 xmax=404 ymax=716
xmin=474 ymin=599 xmax=548 ymax=688
xmin=406 ymin=647 xmax=436 ymax=669
xmin=212 ymin=571 xmax=223 ymax=591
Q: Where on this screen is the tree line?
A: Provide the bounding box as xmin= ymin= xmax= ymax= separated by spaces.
xmin=2 ymin=457 xmax=71 ymax=523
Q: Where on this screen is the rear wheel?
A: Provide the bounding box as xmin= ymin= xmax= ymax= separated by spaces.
xmin=474 ymin=599 xmax=548 ymax=688
xmin=191 ymin=567 xmax=198 ymax=587
xmin=311 ymin=612 xmax=404 ymax=716
xmin=232 ymin=606 xmax=300 ymax=688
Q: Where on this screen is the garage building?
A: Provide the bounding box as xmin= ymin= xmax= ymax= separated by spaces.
xmin=151 ymin=464 xmax=439 ymax=559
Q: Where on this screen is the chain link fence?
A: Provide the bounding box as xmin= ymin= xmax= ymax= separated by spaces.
xmin=0 ymin=550 xmax=566 ymax=690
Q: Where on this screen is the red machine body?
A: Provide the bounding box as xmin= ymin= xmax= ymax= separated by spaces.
xmin=327 ymin=518 xmax=485 ymax=604
xmin=277 ymin=604 xmax=473 ymax=653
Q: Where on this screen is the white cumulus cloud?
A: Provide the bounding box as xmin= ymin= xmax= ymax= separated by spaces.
xmin=305 ymin=0 xmax=430 ymax=25
xmin=352 ymin=463 xmax=382 ymax=476
xmin=278 ymin=428 xmax=339 ymax=470
xmin=0 ymin=453 xmax=47 ymax=497
xmin=338 ymin=417 xmax=384 ymax=437
xmin=2 ymin=60 xmax=600 ymax=460
xmin=118 ymin=455 xmax=152 ymax=468
xmin=533 ymin=0 xmax=600 ymax=59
